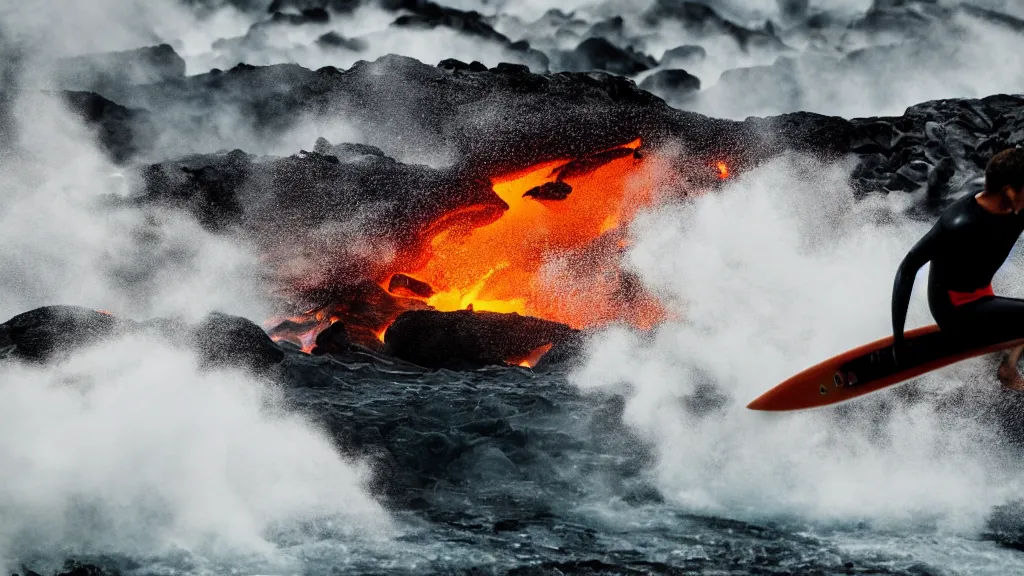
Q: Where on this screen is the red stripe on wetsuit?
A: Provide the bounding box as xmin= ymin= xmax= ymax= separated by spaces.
xmin=948 ymin=284 xmax=994 ymax=307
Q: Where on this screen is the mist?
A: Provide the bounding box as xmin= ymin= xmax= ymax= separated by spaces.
xmin=0 ymin=335 xmax=392 ymax=573
xmin=571 ymin=153 xmax=1024 ymax=532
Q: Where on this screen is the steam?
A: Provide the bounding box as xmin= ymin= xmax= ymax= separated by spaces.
xmin=0 ymin=90 xmax=271 ymax=323
xmin=0 ymin=335 xmax=391 ymax=572
xmin=571 ymin=153 xmax=1024 ymax=532
xmin=0 ymin=14 xmax=390 ymax=572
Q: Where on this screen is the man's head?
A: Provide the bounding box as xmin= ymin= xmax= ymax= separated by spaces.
xmin=986 ymin=148 xmax=1024 ymax=213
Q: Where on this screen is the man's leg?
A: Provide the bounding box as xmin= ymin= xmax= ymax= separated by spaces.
xmin=950 ymin=296 xmax=1024 ymax=389
xmin=999 ymin=344 xmax=1024 ymax=390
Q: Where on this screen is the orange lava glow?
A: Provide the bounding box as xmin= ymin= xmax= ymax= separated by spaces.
xmin=716 ymin=161 xmax=730 ymax=180
xmin=510 ymin=342 xmax=554 ymax=368
xmin=264 ymin=310 xmax=340 ymax=353
xmin=387 ymin=138 xmax=665 ymax=330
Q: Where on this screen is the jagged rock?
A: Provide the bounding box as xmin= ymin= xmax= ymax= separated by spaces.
xmin=554 ymin=147 xmax=639 ymax=180
xmin=49 ymin=44 xmax=185 ymax=92
xmin=316 ymin=31 xmax=367 ymax=51
xmin=523 ymin=181 xmax=572 ymax=201
xmin=55 ymin=54 xmax=1024 ymax=221
xmin=564 ymin=38 xmax=657 ymax=76
xmin=60 ymin=91 xmax=151 ymax=165
xmin=491 ymin=62 xmax=531 ymax=74
xmin=927 ymin=156 xmax=956 ymax=200
xmin=0 ymin=306 xmax=123 ymax=362
xmin=388 ymin=273 xmax=435 ymax=298
xmin=1 ymin=306 xmax=284 ymax=372
xmin=383 ymin=310 xmax=582 ymax=370
xmin=311 ymin=320 xmax=349 ymax=355
xmin=985 ymin=500 xmax=1024 ymax=551
xmin=639 ymin=69 xmax=701 ymax=98
xmin=660 ymin=45 xmax=707 ymax=67
xmin=642 ymin=0 xmax=790 ymax=52
xmin=266 ymin=0 xmax=359 ymax=13
xmin=191 ymin=311 xmax=285 ymax=371
xmin=438 ymin=58 xmax=471 ymax=71
xmin=584 ymin=16 xmax=628 ymax=45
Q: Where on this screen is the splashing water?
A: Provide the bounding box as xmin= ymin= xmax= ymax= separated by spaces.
xmin=571 ymin=153 xmax=1024 ymax=533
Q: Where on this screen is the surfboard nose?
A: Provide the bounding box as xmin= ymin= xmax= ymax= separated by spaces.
xmin=746 ymin=393 xmax=777 ymax=411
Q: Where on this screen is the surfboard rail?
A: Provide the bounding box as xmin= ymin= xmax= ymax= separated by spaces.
xmin=747 ymin=324 xmax=1024 ymax=412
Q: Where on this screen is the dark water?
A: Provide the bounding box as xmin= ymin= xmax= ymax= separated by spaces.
xmin=11 ymin=345 xmax=1024 ymax=576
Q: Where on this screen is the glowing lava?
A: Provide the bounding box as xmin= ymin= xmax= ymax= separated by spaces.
xmin=388 ymin=138 xmax=665 ymax=330
xmin=509 ymin=342 xmax=554 ymax=368
xmin=716 ymin=161 xmax=730 ymax=180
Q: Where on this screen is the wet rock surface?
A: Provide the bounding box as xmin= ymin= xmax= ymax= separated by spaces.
xmin=1 ymin=306 xmax=282 ymax=373
xmin=49 ymin=51 xmax=1024 ymax=223
xmin=383 ymin=310 xmax=582 ymax=369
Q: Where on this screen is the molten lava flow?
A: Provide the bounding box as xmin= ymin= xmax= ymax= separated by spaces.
xmin=508 ymin=342 xmax=553 ymax=368
xmin=387 ymin=138 xmax=666 ymax=330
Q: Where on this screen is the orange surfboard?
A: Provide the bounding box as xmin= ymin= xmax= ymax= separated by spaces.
xmin=747 ymin=324 xmax=1024 ymax=412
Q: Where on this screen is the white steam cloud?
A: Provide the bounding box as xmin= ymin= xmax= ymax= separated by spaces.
xmin=0 ymin=90 xmax=270 ymax=323
xmin=571 ymin=153 xmax=1024 ymax=533
xmin=0 ymin=336 xmax=391 ymax=573
xmin=0 ymin=12 xmax=391 ymax=572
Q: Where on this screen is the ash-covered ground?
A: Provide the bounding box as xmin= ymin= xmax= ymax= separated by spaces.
xmin=9 ymin=1 xmax=1024 ymax=575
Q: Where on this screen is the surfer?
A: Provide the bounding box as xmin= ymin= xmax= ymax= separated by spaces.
xmin=892 ymin=148 xmax=1024 ymax=389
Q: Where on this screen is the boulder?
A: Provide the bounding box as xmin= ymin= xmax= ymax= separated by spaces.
xmin=383 ymin=310 xmax=583 ymax=370
xmin=0 ymin=306 xmax=122 ymax=362
xmin=639 ymin=69 xmax=701 ymax=98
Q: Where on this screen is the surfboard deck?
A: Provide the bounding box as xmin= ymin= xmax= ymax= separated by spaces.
xmin=747 ymin=325 xmax=1024 ymax=412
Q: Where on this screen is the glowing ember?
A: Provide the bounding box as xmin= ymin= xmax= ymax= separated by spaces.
xmin=716 ymin=161 xmax=730 ymax=180
xmin=509 ymin=342 xmax=554 ymax=368
xmin=386 ymin=138 xmax=665 ymax=330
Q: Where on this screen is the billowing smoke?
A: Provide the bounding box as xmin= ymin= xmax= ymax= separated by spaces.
xmin=571 ymin=153 xmax=1024 ymax=531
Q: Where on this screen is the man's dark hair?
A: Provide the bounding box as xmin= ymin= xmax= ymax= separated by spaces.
xmin=985 ymin=148 xmax=1024 ymax=193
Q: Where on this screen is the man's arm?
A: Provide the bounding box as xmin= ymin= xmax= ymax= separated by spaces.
xmin=892 ymin=225 xmax=941 ymax=347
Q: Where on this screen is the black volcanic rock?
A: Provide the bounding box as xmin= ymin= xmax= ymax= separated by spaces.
xmin=316 ymin=31 xmax=367 ymax=51
xmin=639 ymin=69 xmax=701 ymax=98
xmin=191 ymin=311 xmax=285 ymax=371
xmin=383 ymin=310 xmax=582 ymax=370
xmin=660 ymin=45 xmax=707 ymax=67
xmin=266 ymin=0 xmax=359 ymax=12
xmin=0 ymin=306 xmax=122 ymax=362
xmin=642 ymin=0 xmax=789 ymax=52
xmin=1 ymin=306 xmax=284 ymax=372
xmin=54 ymin=54 xmax=1024 ymax=218
xmin=50 ymin=44 xmax=186 ymax=92
xmin=58 ymin=54 xmax=779 ymax=177
xmin=565 ymin=38 xmax=657 ymax=76
xmin=137 ymin=144 xmax=505 ymax=294
xmin=311 ymin=320 xmax=349 ymax=355
xmin=60 ymin=91 xmax=152 ymax=164
xmin=389 ymin=5 xmax=507 ymax=44
xmin=524 ymin=181 xmax=572 ymax=201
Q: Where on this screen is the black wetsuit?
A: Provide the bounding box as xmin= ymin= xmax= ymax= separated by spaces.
xmin=892 ymin=192 xmax=1024 ymax=348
